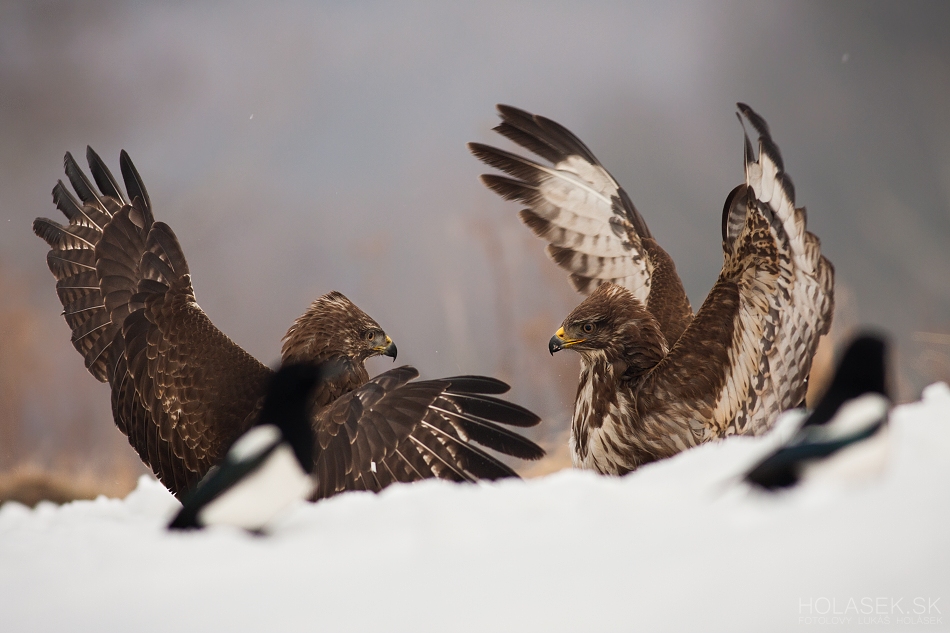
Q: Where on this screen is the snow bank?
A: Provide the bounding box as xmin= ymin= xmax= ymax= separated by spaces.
xmin=2 ymin=385 xmax=949 ymax=632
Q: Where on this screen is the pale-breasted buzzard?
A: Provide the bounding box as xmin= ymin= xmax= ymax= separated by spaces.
xmin=472 ymin=104 xmax=833 ymax=474
xmin=33 ymin=149 xmax=545 ymax=499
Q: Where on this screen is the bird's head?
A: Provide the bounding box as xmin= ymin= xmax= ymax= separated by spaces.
xmin=549 ymin=283 xmax=667 ymax=371
xmin=281 ymin=291 xmax=397 ymax=365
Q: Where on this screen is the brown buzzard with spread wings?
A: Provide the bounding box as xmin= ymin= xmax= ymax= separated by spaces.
xmin=33 ymin=149 xmax=544 ymax=499
xmin=473 ymin=104 xmax=833 ymax=474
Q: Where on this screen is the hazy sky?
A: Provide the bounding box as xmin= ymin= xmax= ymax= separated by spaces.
xmin=2 ymin=1 xmax=949 ymax=469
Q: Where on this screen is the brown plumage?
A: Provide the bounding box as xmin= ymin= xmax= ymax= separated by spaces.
xmin=475 ymin=104 xmax=834 ymax=474
xmin=469 ymin=104 xmax=694 ymax=345
xmin=33 ymin=148 xmax=544 ymax=499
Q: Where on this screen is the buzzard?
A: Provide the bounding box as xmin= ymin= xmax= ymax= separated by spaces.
xmin=33 ymin=149 xmax=545 ymax=499
xmin=472 ymin=104 xmax=834 ymax=474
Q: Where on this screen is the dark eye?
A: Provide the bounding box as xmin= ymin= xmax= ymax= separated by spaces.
xmin=364 ymin=330 xmax=377 ymax=341
xmin=582 ymin=323 xmax=595 ymax=334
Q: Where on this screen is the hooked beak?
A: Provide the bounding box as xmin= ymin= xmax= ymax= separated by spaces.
xmin=549 ymin=327 xmax=584 ymax=356
xmin=374 ymin=336 xmax=397 ymax=361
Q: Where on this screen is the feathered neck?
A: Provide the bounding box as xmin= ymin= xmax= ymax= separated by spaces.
xmin=282 ymin=311 xmax=345 ymax=365
xmin=563 ymin=283 xmax=669 ymax=382
xmin=280 ymin=292 xmax=373 ymax=407
xmin=576 ymin=310 xmax=668 ymax=383
xmin=310 ymin=358 xmax=368 ymax=410
xmin=281 ymin=291 xmax=377 ymax=367
xmin=282 ymin=300 xmax=344 ymax=364
xmin=613 ymin=316 xmax=669 ymax=382
xmin=572 ymin=313 xmax=668 ymax=436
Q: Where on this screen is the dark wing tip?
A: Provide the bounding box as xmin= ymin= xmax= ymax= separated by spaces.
xmin=736 ymin=103 xmax=770 ymax=137
xmin=467 ymin=141 xmax=486 ymax=156
xmin=441 ymin=375 xmax=511 ymax=395
xmin=547 ymin=244 xmax=576 ymax=268
xmin=496 ymin=103 xmax=525 ymax=115
xmin=479 ymin=174 xmax=535 ymax=202
xmin=51 ymin=180 xmax=84 ymax=222
xmin=495 ymin=103 xmax=535 ymax=126
xmin=737 ymin=103 xmax=785 ymax=173
xmin=490 ymin=103 xmax=601 ymax=166
xmin=63 ymin=150 xmax=104 ymax=209
xmin=437 ymin=394 xmax=546 ymax=461
xmin=85 ymin=146 xmax=125 ymax=202
xmin=119 ymin=149 xmax=151 ymax=213
xmin=32 ymin=217 xmax=64 ymax=246
xmin=449 ymin=392 xmax=543 ymax=429
xmin=480 ymin=433 xmax=546 ymax=461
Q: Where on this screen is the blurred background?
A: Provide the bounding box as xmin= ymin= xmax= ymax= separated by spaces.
xmin=1 ymin=1 xmax=949 ymax=499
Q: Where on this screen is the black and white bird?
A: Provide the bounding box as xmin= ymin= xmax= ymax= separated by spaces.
xmin=745 ymin=334 xmax=890 ymax=490
xmin=169 ymin=362 xmax=338 ymax=531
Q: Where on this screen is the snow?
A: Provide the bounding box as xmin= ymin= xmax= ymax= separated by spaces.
xmin=2 ymin=385 xmax=949 ymax=633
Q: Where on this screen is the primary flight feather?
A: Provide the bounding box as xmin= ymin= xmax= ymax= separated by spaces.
xmin=34 ymin=148 xmax=545 ymax=499
xmin=473 ymin=104 xmax=833 ymax=474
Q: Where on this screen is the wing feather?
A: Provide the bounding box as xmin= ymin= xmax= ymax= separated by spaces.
xmin=86 ymin=146 xmax=127 ymax=203
xmin=35 ymin=149 xmax=272 ymax=497
xmin=311 ymin=367 xmax=544 ymax=500
xmin=646 ymin=104 xmax=833 ymax=443
xmin=63 ymin=151 xmax=110 ymax=215
xmin=119 ymin=149 xmax=152 ymax=213
xmin=408 ymin=434 xmax=475 ymax=482
xmin=471 ymin=105 xmax=693 ymax=342
xmin=37 ymin=147 xmax=547 ymax=503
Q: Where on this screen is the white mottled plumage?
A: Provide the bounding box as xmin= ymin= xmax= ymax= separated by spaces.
xmin=534 ymin=159 xmax=653 ymax=299
xmin=514 ymin=104 xmax=834 ymax=475
xmin=709 ymin=105 xmax=834 ymax=439
xmin=469 ymin=109 xmax=658 ymax=303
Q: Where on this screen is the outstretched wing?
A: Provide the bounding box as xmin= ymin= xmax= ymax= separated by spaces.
xmin=311 ymin=366 xmax=544 ymax=500
xmin=470 ymin=105 xmax=693 ymax=343
xmin=33 ymin=149 xmax=135 ymax=383
xmin=34 ymin=149 xmax=272 ymax=496
xmin=647 ymin=104 xmax=834 ymax=439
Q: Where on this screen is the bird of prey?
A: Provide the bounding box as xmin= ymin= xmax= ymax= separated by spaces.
xmin=170 ymin=362 xmax=338 ymax=531
xmin=469 ymin=105 xmax=694 ymax=346
xmin=745 ymin=334 xmax=889 ymax=490
xmin=472 ymin=104 xmax=834 ymax=474
xmin=33 ymin=149 xmax=544 ymax=500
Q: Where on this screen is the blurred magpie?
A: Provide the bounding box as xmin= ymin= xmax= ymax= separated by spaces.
xmin=169 ymin=361 xmax=339 ymax=531
xmin=745 ymin=334 xmax=890 ymax=490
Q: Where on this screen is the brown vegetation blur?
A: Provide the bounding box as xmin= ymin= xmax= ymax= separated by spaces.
xmin=0 ymin=261 xmax=146 ymax=504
